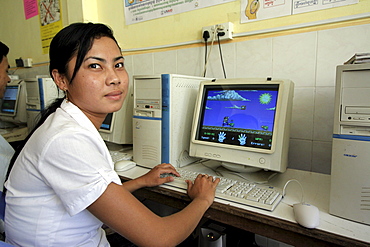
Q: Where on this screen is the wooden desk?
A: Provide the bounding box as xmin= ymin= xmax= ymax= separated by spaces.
xmin=118 ymin=165 xmax=370 ymax=247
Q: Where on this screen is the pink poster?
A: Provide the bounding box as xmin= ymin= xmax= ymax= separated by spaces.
xmin=24 ymin=0 xmax=39 ymax=20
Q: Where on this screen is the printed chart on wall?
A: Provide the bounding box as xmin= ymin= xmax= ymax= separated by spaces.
xmin=240 ymin=0 xmax=358 ymax=22
xmin=124 ymin=0 xmax=236 ymax=25
xmin=38 ymin=0 xmax=63 ymax=54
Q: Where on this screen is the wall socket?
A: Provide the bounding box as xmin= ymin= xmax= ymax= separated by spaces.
xmin=201 ymin=22 xmax=234 ymax=42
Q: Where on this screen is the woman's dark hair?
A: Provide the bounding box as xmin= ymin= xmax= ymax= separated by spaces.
xmin=49 ymin=22 xmax=119 ymax=83
xmin=5 ymin=23 xmax=120 ymax=187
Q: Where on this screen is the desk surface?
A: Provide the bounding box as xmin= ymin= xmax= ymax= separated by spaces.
xmin=0 ymin=126 xmax=28 ymax=143
xmin=118 ymin=163 xmax=370 ymax=247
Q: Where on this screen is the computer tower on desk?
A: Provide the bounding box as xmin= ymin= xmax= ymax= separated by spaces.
xmin=330 ymin=63 xmax=370 ymax=225
xmin=25 ymin=78 xmax=63 ymax=131
xmin=133 ymin=74 xmax=212 ymax=168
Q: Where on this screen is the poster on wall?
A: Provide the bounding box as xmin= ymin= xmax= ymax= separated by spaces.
xmin=240 ymin=0 xmax=358 ymax=23
xmin=23 ymin=0 xmax=39 ymax=20
xmin=124 ymin=0 xmax=236 ymax=25
xmin=292 ymin=0 xmax=358 ymax=15
xmin=38 ymin=0 xmax=63 ymax=54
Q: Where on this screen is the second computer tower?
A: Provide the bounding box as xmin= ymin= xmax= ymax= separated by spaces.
xmin=132 ymin=74 xmax=211 ymax=168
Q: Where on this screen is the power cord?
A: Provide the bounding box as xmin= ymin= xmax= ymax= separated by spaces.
xmin=217 ymin=32 xmax=227 ymax=79
xmin=202 ymin=25 xmax=228 ymax=78
xmin=203 ymin=30 xmax=210 ymax=77
xmin=202 ymin=29 xmax=217 ymax=77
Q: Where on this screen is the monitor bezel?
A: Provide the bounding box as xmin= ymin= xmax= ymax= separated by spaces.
xmin=191 ymin=80 xmax=286 ymax=155
xmin=99 ymin=112 xmax=116 ymax=133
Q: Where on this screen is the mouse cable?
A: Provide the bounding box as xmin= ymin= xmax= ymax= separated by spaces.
xmin=282 ymin=179 xmax=305 ymax=203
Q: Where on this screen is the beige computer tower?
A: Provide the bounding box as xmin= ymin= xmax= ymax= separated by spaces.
xmin=329 ymin=64 xmax=370 ymax=225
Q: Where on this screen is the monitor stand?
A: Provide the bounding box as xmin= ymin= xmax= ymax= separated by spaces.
xmin=219 ymin=162 xmax=277 ymax=184
xmin=232 ymin=170 xmax=277 ymax=184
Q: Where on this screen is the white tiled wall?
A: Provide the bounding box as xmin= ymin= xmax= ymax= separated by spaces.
xmin=14 ymin=23 xmax=370 ymax=175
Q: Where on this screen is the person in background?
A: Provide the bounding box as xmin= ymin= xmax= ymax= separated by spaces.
xmin=4 ymin=23 xmax=219 ymax=247
xmin=0 ymin=41 xmax=15 ymax=239
xmin=0 ymin=42 xmax=11 ymax=99
xmin=0 ymin=41 xmax=15 ymax=190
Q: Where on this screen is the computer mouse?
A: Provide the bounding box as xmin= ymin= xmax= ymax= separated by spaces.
xmin=293 ymin=202 xmax=320 ymax=229
xmin=114 ymin=160 xmax=136 ymax=172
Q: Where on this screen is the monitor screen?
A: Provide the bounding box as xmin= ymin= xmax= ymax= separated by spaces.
xmin=0 ymin=85 xmax=20 ymax=116
xmin=196 ymin=84 xmax=279 ymax=152
xmin=189 ymin=78 xmax=294 ymax=178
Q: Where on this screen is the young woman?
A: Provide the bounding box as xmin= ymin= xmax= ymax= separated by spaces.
xmin=4 ymin=23 xmax=219 ymax=247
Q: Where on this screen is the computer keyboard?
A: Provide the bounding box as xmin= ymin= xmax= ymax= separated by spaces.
xmin=161 ymin=168 xmax=282 ymax=211
xmin=109 ymin=150 xmax=133 ymax=163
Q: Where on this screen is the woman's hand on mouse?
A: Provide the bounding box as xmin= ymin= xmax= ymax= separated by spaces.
xmin=186 ymin=174 xmax=220 ymax=207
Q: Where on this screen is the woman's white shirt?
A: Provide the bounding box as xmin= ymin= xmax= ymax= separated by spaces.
xmin=5 ymin=100 xmax=122 ymax=247
xmin=0 ymin=135 xmax=14 ymax=190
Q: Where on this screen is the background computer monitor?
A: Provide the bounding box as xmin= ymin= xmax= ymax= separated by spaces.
xmin=100 ymin=112 xmax=115 ymax=132
xmin=0 ymin=80 xmax=27 ymax=125
xmin=189 ymin=78 xmax=294 ymax=182
xmin=99 ymin=85 xmax=133 ymax=145
xmin=25 ymin=77 xmax=64 ymax=132
xmin=1 ymin=85 xmax=19 ymax=116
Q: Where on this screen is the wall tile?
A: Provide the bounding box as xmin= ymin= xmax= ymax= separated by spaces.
xmin=153 ymin=50 xmax=177 ymax=75
xmin=272 ymin=32 xmax=317 ymax=87
xmin=312 ymin=141 xmax=332 ymax=174
xmin=132 ymin=53 xmax=154 ymax=76
xmin=290 ymin=87 xmax=314 ymax=140
xmin=316 ymin=24 xmax=370 ymax=87
xmin=235 ymin=38 xmax=273 ymax=78
xmin=288 ymin=139 xmax=312 ymax=171
xmin=176 ymin=47 xmax=204 ymax=77
xmin=205 ymin=42 xmax=236 ymax=79
xmin=313 ymin=86 xmax=335 ymax=142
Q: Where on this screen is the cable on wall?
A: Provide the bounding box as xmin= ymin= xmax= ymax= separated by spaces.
xmin=203 ymin=25 xmax=229 ymax=78
xmin=202 ymin=28 xmax=217 ymax=77
xmin=203 ymin=30 xmax=210 ymax=77
xmin=217 ymin=32 xmax=227 ymax=79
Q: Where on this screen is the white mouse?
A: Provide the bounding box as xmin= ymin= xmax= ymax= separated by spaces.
xmin=114 ymin=160 xmax=136 ymax=172
xmin=293 ymin=202 xmax=320 ymax=229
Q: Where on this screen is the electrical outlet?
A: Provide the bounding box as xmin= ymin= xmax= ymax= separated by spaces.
xmin=201 ymin=22 xmax=234 ymax=42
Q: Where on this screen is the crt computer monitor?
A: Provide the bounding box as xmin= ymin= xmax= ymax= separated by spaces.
xmin=0 ymin=80 xmax=27 ymax=125
xmin=100 ymin=112 xmax=115 ymax=132
xmin=0 ymin=85 xmax=19 ymax=116
xmin=99 ymin=110 xmax=133 ymax=145
xmin=189 ymin=78 xmax=294 ymax=182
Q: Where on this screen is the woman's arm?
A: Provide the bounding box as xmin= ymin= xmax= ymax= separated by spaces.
xmin=88 ymin=167 xmax=219 ymax=247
